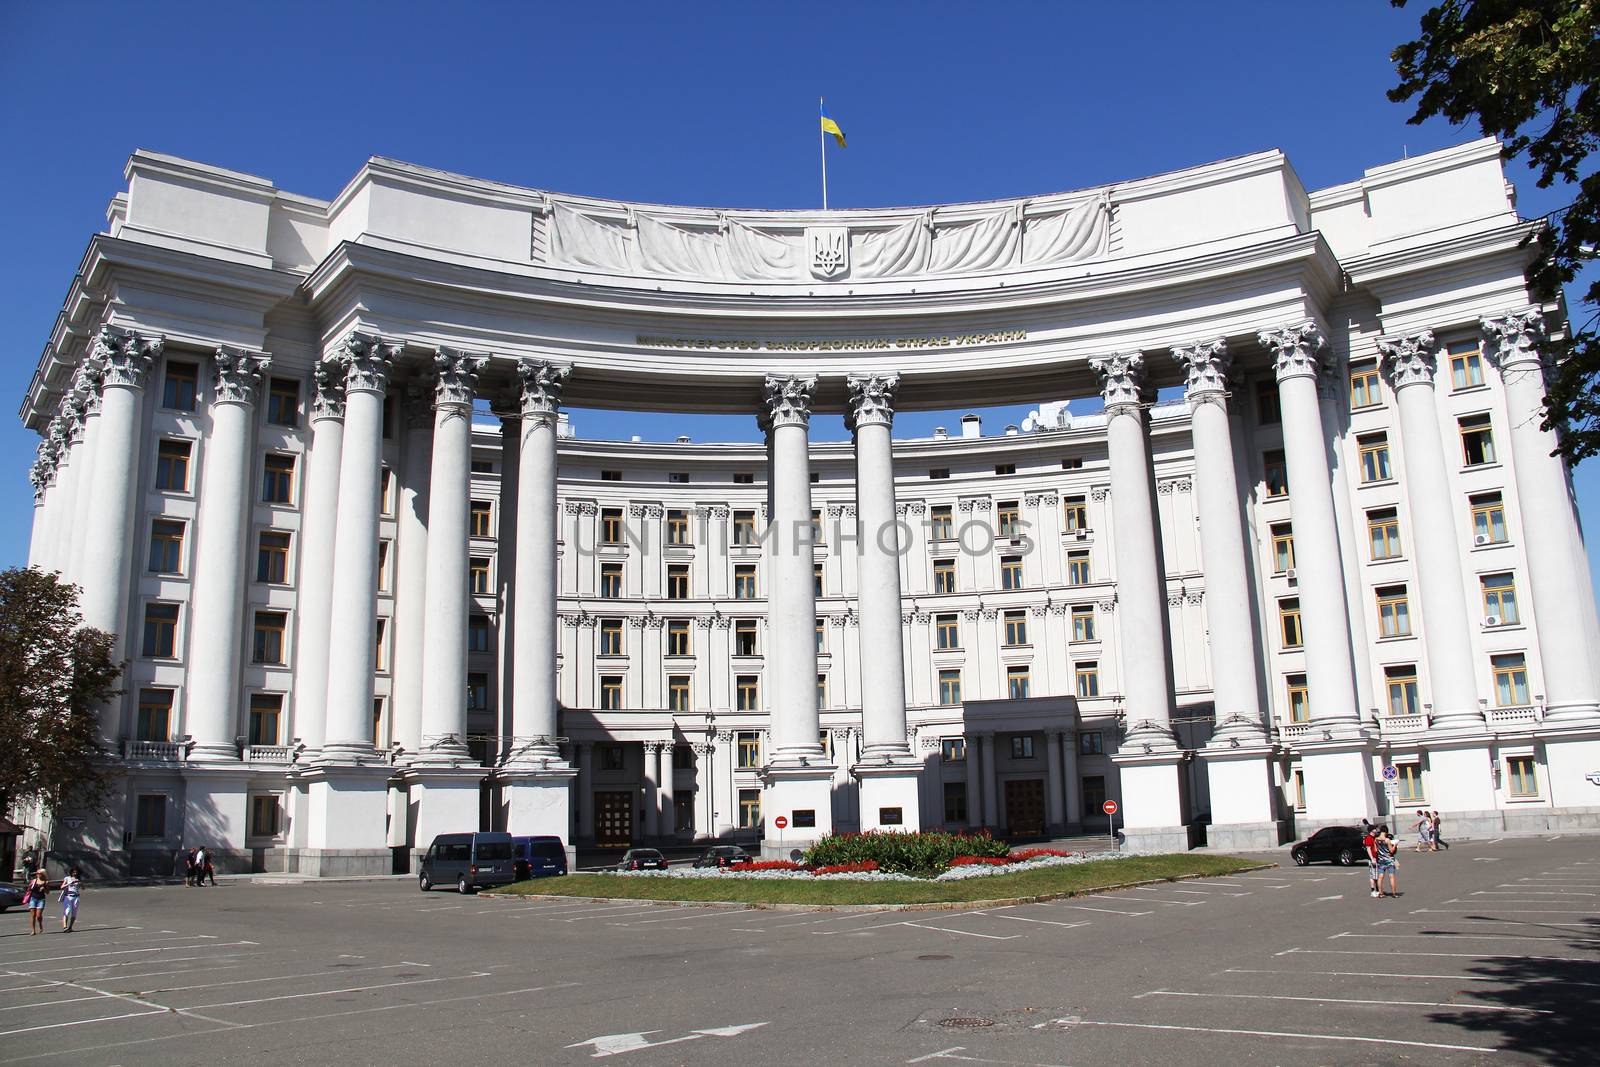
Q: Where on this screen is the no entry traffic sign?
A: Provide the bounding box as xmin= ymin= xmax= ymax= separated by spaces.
xmin=1102 ymin=800 xmax=1119 ymax=816
xmin=774 ymin=815 xmax=789 ymax=830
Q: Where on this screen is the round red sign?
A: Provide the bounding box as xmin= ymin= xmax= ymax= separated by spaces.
xmin=774 ymin=815 xmax=789 ymax=829
xmin=1102 ymin=800 xmax=1119 ymax=815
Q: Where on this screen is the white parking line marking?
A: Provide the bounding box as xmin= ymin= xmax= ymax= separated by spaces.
xmin=609 ymin=908 xmax=745 ymax=927
xmin=907 ymin=1048 xmax=1071 ymax=1066
xmin=1224 ymin=966 xmax=1544 ymax=983
xmin=185 ymin=971 xmax=489 ymax=1010
xmin=1333 ymin=931 xmax=1600 ymax=945
xmin=1135 ymin=989 xmax=1549 ymax=1013
xmin=1280 ymin=947 xmax=1597 ymax=963
xmin=901 ymin=922 xmax=1019 ymax=941
xmin=137 ymin=961 xmax=430 ymax=994
xmin=0 ymin=1008 xmax=170 ymax=1037
xmin=982 ymin=910 xmax=1090 ymax=929
xmin=1375 ymin=917 xmax=1597 ymax=929
xmin=1049 ymin=1018 xmax=1498 ymax=1053
xmin=23 ymin=952 xmax=262 ymax=976
xmin=1049 ymin=903 xmax=1153 ymax=917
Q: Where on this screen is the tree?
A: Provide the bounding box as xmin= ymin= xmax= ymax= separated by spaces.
xmin=1389 ymin=1 xmax=1600 ymax=460
xmin=0 ymin=567 xmax=122 ymax=820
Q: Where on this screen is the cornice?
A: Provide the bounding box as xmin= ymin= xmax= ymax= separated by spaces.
xmin=1341 ymin=220 xmax=1539 ymax=289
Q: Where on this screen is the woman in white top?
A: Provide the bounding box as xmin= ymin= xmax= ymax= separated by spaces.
xmin=57 ymin=868 xmax=81 ymax=932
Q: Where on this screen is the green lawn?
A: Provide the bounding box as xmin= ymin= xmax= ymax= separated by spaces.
xmin=489 ymin=854 xmax=1267 ymax=907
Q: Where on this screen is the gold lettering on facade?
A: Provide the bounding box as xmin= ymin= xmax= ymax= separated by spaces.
xmin=635 ymin=329 xmax=1027 ymax=351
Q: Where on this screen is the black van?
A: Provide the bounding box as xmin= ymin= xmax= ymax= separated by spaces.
xmin=419 ymin=832 xmax=517 ymax=893
xmin=510 ymin=836 xmax=569 ymax=880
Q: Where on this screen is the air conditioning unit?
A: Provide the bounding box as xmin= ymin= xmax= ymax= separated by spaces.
xmin=1474 ymin=534 xmax=1490 ymax=547
xmin=1284 ymin=568 xmax=1297 ymax=582
xmin=1485 ymin=614 xmax=1502 ymax=627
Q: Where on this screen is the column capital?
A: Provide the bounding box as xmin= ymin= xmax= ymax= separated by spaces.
xmin=58 ymin=393 xmax=87 ymax=444
xmin=1089 ymin=352 xmax=1147 ymax=416
xmin=1480 ymin=306 xmax=1545 ymax=371
xmin=92 ymin=324 xmax=163 ymax=389
xmin=72 ymin=360 xmax=105 ymax=416
xmin=845 ymin=372 xmax=899 ymax=431
xmin=1377 ymin=330 xmax=1438 ymax=391
xmin=211 ymin=346 xmax=272 ymax=406
xmin=310 ymin=362 xmax=346 ymax=421
xmin=518 ymin=358 xmax=571 ymax=422
xmin=1170 ymin=338 xmax=1230 ymax=398
xmin=433 ymin=347 xmax=487 ymax=409
xmin=333 ymin=331 xmax=399 ymax=395
xmin=761 ymin=373 xmax=817 ymax=429
xmin=1259 ymin=322 xmax=1325 ymax=382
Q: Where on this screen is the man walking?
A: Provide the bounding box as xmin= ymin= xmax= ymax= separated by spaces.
xmin=1363 ymin=823 xmax=1380 ymax=898
xmin=192 ymin=847 xmax=207 ymax=886
xmin=1431 ymin=811 xmax=1448 ymax=851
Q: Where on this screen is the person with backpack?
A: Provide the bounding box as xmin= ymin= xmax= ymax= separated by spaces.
xmin=57 ymin=868 xmax=81 ymax=932
xmin=1374 ymin=828 xmax=1400 ymax=898
xmin=23 ymin=869 xmax=48 ymax=934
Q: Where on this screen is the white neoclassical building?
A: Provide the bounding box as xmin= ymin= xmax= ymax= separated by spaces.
xmin=17 ymin=137 xmax=1600 ymax=876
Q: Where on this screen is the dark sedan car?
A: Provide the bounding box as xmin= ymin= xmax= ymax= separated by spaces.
xmin=692 ymin=846 xmax=752 ymax=869
xmin=1289 ymin=825 xmax=1368 ymax=866
xmin=0 ymin=883 xmax=24 ymax=911
xmin=615 ymin=849 xmax=667 ymax=871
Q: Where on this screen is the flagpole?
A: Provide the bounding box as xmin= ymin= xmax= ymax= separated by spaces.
xmin=819 ymin=96 xmax=829 ymax=210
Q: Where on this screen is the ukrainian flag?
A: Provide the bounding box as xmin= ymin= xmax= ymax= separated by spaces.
xmin=820 ymin=105 xmax=846 ymax=148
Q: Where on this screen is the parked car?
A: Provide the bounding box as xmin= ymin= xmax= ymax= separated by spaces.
xmin=1289 ymin=826 xmax=1368 ymax=867
xmin=692 ymin=845 xmax=752 ymax=869
xmin=419 ymin=832 xmax=517 ymax=893
xmin=615 ymin=848 xmax=667 ymax=871
xmin=511 ymin=835 xmax=568 ymax=880
xmin=0 ymin=883 xmax=23 ymax=912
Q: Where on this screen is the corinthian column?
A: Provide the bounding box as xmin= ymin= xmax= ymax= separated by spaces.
xmin=186 ymin=347 xmax=271 ymax=761
xmin=68 ymin=363 xmax=103 ymax=585
xmin=846 ymin=372 xmax=920 ymax=831
xmin=292 ymin=365 xmax=346 ymax=756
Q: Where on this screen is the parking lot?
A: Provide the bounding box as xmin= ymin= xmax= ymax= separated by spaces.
xmin=0 ymin=834 xmax=1594 ymax=1065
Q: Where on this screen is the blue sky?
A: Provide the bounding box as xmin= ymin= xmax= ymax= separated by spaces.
xmin=2 ymin=2 xmax=1597 ymax=601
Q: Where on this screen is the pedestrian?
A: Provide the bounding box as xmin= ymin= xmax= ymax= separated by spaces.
xmin=57 ymin=868 xmax=81 ymax=932
xmin=23 ymin=868 xmax=48 ymax=934
xmin=1413 ymin=810 xmax=1432 ymax=853
xmin=20 ymin=846 xmax=38 ymax=883
xmin=173 ymin=845 xmax=187 ymax=882
xmin=185 ymin=848 xmax=198 ymax=887
xmin=191 ymin=847 xmax=206 ymax=886
xmin=1375 ymin=828 xmax=1401 ymax=898
xmin=1431 ymin=811 xmax=1448 ymax=851
xmin=201 ymin=849 xmax=216 ymax=886
xmin=1363 ymin=823 xmax=1380 ymax=898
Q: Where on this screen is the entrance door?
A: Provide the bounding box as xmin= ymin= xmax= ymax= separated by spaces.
xmin=1004 ymin=778 xmax=1046 ymax=837
xmin=594 ymin=791 xmax=634 ymax=848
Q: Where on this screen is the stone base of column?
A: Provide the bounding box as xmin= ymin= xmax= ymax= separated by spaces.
xmin=758 ymin=764 xmax=836 ymax=859
xmin=405 ymin=766 xmax=488 ymax=856
xmin=1198 ymin=742 xmax=1285 ymax=849
xmin=296 ymin=763 xmax=393 ymax=876
xmin=1205 ymin=821 xmax=1289 ymax=852
xmin=1544 ymin=732 xmax=1600 ymax=809
xmin=1542 ymin=701 xmax=1600 ymax=726
xmin=1110 ymin=752 xmax=1188 ymax=852
xmin=1299 ymin=738 xmax=1378 ymax=824
xmin=853 ymin=761 xmax=922 ymax=832
xmin=503 ymin=768 xmax=578 ymax=872
xmin=182 ymin=765 xmax=252 ymax=855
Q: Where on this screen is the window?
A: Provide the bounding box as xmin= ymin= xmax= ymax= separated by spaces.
xmin=249 ymin=795 xmax=282 ymax=837
xmin=813 ymin=562 xmax=824 ymax=597
xmin=471 ymin=557 xmax=492 ymax=595
xmin=256 ymin=531 xmax=290 ymax=583
xmin=1063 ymin=495 xmax=1088 ymax=531
xmin=941 ymin=738 xmax=966 ymax=762
xmin=1067 ymin=550 xmax=1092 ymax=585
xmin=1377 ymin=585 xmax=1411 ymax=638
xmin=136 ymin=689 xmax=172 ymax=741
xmin=669 ymin=472 xmax=690 ymax=484
xmin=734 ymin=619 xmax=758 ymax=656
xmin=1255 ymin=379 xmax=1281 ymax=424
xmin=1082 ymin=776 xmax=1107 ymax=820
xmin=666 ymin=510 xmax=690 ymax=545
xmin=374 ymin=617 xmax=387 ymax=672
xmin=377 ymin=540 xmax=391 ymax=593
xmin=470 ymin=459 xmax=494 ymax=475
xmin=1263 ymin=450 xmax=1289 ymax=497
xmin=261 ymin=454 xmax=294 ymax=505
xmin=468 ymin=614 xmax=490 ymax=653
xmin=1007 ymin=665 xmax=1031 ymax=699
xmin=929 ymin=505 xmax=954 ymax=541
xmin=732 ymin=472 xmax=754 ymax=484
xmin=666 ymin=563 xmax=690 ymax=599
xmin=372 ymin=697 xmax=385 ymax=745
xmin=997 ymin=502 xmax=1020 ymax=537
xmin=252 ymin=611 xmax=287 ymax=665
xmin=1367 ymin=508 xmax=1401 ymax=560
xmin=599 ymin=618 xmax=624 ymax=656
xmin=380 ymin=468 xmax=394 ymax=515
xmin=1385 ymin=665 xmax=1420 ymax=717
xmin=733 ymin=564 xmax=757 ymax=599
xmin=1492 ymin=653 xmax=1529 ymax=707
xmin=163 ymin=360 xmax=198 ymax=410
xmin=470 ymin=501 xmax=493 ymax=538
xmin=733 ymin=510 xmax=757 ymax=546
xmin=943 ymin=782 xmax=968 ymax=823
xmin=815 ymin=617 xmax=826 ymax=654
xmin=135 ymin=795 xmax=167 ymax=838
xmin=938 ymin=668 xmax=962 ymax=705
xmin=1062 ymin=457 xmax=1083 ymax=470
xmin=1075 ymin=661 xmax=1100 ymax=697
xmin=600 ymin=470 xmax=622 ymax=482
xmin=1481 ymin=573 xmax=1520 ymax=625
xmin=995 ymin=463 xmax=1016 ymax=476
xmin=668 ymin=675 xmax=692 ymax=712
xmin=1010 ymin=735 xmax=1035 ymax=759
xmin=933 ymin=558 xmax=956 ymax=594
xmin=1349 ymin=362 xmax=1381 ymax=409
xmin=156 ymin=439 xmax=191 ymax=492
xmin=467 ymin=672 xmax=489 ymax=711
xmin=1396 ymin=763 xmax=1425 ymax=804
xmin=1079 ymin=731 xmax=1103 ymax=756
xmin=738 ymin=789 xmax=761 ymax=829
xmin=736 ymin=676 xmax=760 ymax=712
xmin=673 ymin=744 xmax=693 ymax=771
xmin=666 ymin=619 xmax=691 ymax=656
xmin=598 ymin=744 xmax=624 ymax=771
xmin=1448 ymin=340 xmax=1485 ymax=390
xmin=248 ymin=693 xmax=282 ymax=745
xmin=1279 ymin=598 xmax=1303 ymax=649
xmin=1287 ymin=674 xmax=1310 ymax=722
xmin=1003 ymin=609 xmax=1028 ymax=646
xmin=1000 ymin=556 xmax=1023 ymax=589
xmin=935 ymin=613 xmax=959 ymax=650
xmin=929 ymin=468 xmax=950 ymax=480
xmin=1271 ymin=523 xmax=1295 ymax=573
xmin=142 ymin=603 xmax=178 ymax=658
xmin=809 ymin=509 xmax=824 ymax=545
xmin=148 ymin=520 xmax=184 ymax=574
xmin=1459 ymin=414 xmax=1497 ymax=466
xmin=737 ymin=730 xmax=762 ymax=768
xmin=267 ymin=378 xmax=299 ymax=426
xmin=1071 ymin=605 xmax=1096 ymax=643
xmin=1471 ymin=492 xmax=1507 ymax=544
xmin=600 ymin=562 xmax=623 ymax=598
xmin=1291 ymin=768 xmax=1306 ymax=811
xmin=1358 ymin=433 xmax=1392 ymax=483
xmin=601 ymin=508 xmax=623 ymax=544
xmin=1507 ymin=755 xmax=1539 ymax=798
xmin=599 ymin=675 xmax=623 ymax=710
xmin=816 ymin=673 xmax=827 ymax=709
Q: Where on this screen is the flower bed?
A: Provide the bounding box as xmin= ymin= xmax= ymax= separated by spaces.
xmin=802 ymin=830 xmax=1010 ymax=877
xmin=600 ymin=847 xmax=1158 ymax=882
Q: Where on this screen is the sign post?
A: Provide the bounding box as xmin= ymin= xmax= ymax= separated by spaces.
xmin=1381 ymin=765 xmax=1399 ymax=822
xmin=1102 ymin=799 xmax=1119 ymax=844
xmin=773 ymin=814 xmax=788 ymax=856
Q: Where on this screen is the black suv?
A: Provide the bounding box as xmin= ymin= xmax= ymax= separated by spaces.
xmin=1289 ymin=826 xmax=1367 ymax=867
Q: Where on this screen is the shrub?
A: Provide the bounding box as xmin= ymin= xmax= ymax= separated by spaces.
xmin=811 ymin=861 xmax=879 ymax=876
xmin=802 ymin=830 xmax=1010 ymax=877
xmin=950 ymin=855 xmax=1012 ymax=867
xmin=742 ymin=860 xmax=802 ymax=871
xmin=1010 ymin=848 xmax=1078 ymax=862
